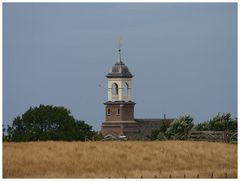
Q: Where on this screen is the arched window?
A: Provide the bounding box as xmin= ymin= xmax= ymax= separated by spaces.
xmin=112 ymin=83 xmax=118 ymax=96
xmin=124 ymin=82 xmax=128 ymax=96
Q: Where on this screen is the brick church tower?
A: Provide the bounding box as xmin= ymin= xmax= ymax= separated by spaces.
xmin=101 ymin=48 xmax=139 ymax=138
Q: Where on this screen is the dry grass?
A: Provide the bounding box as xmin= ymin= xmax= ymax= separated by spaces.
xmin=3 ymin=141 xmax=237 ymax=178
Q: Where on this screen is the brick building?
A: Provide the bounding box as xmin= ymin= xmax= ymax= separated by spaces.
xmin=101 ymin=49 xmax=174 ymax=140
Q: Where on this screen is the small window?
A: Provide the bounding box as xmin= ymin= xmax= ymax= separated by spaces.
xmin=117 ymin=108 xmax=120 ymax=115
xmin=107 ymin=108 xmax=111 ymax=115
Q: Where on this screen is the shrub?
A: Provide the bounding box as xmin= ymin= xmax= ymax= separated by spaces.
xmin=148 ymin=120 xmax=172 ymax=140
xmin=165 ymin=115 xmax=194 ymax=140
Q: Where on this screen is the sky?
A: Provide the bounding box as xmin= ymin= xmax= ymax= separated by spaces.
xmin=3 ymin=3 xmax=237 ymax=130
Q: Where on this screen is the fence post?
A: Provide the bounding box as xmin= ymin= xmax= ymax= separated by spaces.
xmin=211 ymin=173 xmax=213 ymax=178
xmin=225 ymin=173 xmax=227 ymax=178
xmin=141 ymin=176 xmax=143 ymax=179
xmin=197 ymin=174 xmax=199 ymax=178
xmin=125 ymin=176 xmax=126 ymax=179
xmin=154 ymin=175 xmax=156 ymax=179
xmin=184 ymin=174 xmax=186 ymax=178
xmin=169 ymin=174 xmax=171 ymax=179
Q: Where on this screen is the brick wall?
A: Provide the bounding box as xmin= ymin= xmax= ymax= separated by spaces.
xmin=105 ymin=104 xmax=134 ymax=122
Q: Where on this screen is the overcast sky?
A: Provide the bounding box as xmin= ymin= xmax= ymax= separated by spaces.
xmin=3 ymin=3 xmax=237 ymax=130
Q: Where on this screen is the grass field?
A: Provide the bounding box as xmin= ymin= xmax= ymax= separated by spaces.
xmin=3 ymin=141 xmax=237 ymax=178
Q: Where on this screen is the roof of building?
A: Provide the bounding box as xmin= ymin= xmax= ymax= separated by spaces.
xmin=106 ymin=60 xmax=133 ymax=78
xmin=135 ymin=118 xmax=174 ymax=127
xmin=124 ymin=118 xmax=175 ymax=140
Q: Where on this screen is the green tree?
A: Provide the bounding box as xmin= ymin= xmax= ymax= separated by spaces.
xmin=228 ymin=117 xmax=237 ymax=132
xmin=149 ymin=129 xmax=162 ymax=140
xmin=7 ymin=105 xmax=96 ymax=142
xmin=194 ymin=113 xmax=237 ymax=132
xmin=148 ymin=120 xmax=171 ymax=140
xmin=166 ymin=115 xmax=194 ymax=140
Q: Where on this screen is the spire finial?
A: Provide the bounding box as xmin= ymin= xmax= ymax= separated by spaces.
xmin=118 ymin=37 xmax=123 ymax=62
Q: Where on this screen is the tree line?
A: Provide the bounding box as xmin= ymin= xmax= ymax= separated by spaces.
xmin=3 ymin=105 xmax=237 ymax=142
xmin=148 ymin=113 xmax=237 ymax=141
xmin=3 ymin=105 xmax=103 ymax=142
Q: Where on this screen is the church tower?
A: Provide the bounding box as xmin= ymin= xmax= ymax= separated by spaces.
xmin=101 ymin=48 xmax=139 ymax=138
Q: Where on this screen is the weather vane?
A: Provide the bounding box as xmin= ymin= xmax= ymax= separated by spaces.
xmin=118 ymin=37 xmax=123 ymax=62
